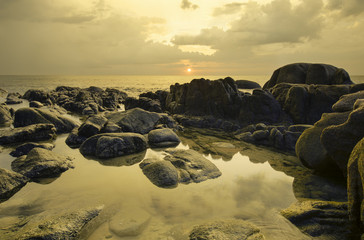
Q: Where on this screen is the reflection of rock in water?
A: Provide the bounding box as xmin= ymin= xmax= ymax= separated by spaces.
xmin=94 ymin=150 xmax=146 ymax=167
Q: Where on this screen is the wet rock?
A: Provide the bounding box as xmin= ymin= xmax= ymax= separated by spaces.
xmin=22 ymin=89 xmax=51 ymax=104
xmin=10 ymin=142 xmax=55 ymax=157
xmin=101 ymin=121 xmax=121 ymax=133
xmin=0 ymin=206 xmax=103 ymax=240
xmin=0 ymin=123 xmax=56 ymax=145
xmin=96 ymin=151 xmax=146 ymax=167
xmin=0 ymin=104 xmax=12 ymax=126
xmin=78 ymin=115 xmax=108 ymax=138
xmin=332 ymin=91 xmax=364 ymax=112
xmin=109 ymin=207 xmax=151 ymax=237
xmin=189 ymin=219 xmax=264 ymax=240
xmin=124 ymin=96 xmax=162 ymax=113
xmin=66 ymin=128 xmax=87 ymax=148
xmin=14 ymin=107 xmax=79 ymax=133
xmin=5 ymin=93 xmax=23 ymax=104
xmin=295 ymin=111 xmax=350 ymax=173
xmin=140 ymin=90 xmax=169 ymax=110
xmin=106 ymin=108 xmax=163 ymax=134
xmin=281 ymin=200 xmax=350 ymax=239
xmin=79 ymin=133 xmax=147 ymax=158
xmin=11 ymin=148 xmax=74 ymax=179
xmin=173 ymin=114 xmax=240 ymax=131
xmin=263 ymin=63 xmax=353 ymax=89
xmin=29 ymin=100 xmax=44 ymax=108
xmin=140 ymin=159 xmax=179 ymax=188
xmin=0 ymin=168 xmax=29 ymax=203
xmin=148 ymin=128 xmax=180 ymax=148
xmin=235 ymin=80 xmax=261 ymax=89
xmin=347 ymin=137 xmax=364 ymax=236
xmin=321 ymin=102 xmax=364 ymax=175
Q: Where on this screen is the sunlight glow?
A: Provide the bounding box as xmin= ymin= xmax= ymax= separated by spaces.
xmin=187 ymin=68 xmax=192 ymax=72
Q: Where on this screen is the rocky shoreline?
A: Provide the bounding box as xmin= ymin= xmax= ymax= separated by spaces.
xmin=0 ymin=62 xmax=364 ymax=239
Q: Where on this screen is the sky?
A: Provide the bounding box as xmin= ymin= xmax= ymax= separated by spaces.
xmin=0 ymin=0 xmax=363 ymax=76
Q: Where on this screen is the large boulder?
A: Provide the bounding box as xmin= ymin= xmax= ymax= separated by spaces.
xmin=147 ymin=128 xmax=180 ymax=148
xmin=5 ymin=93 xmax=22 ymax=104
xmin=105 ymin=108 xmax=163 ymax=134
xmin=347 ymin=137 xmax=364 ymax=237
xmin=0 ymin=104 xmax=12 ymax=126
xmin=235 ymin=80 xmax=261 ymax=89
xmin=263 ymin=63 xmax=353 ymax=89
xmin=0 ymin=168 xmax=29 ymax=203
xmin=0 ymin=206 xmax=103 ymax=240
xmin=22 ymin=89 xmax=51 ymax=104
xmin=0 ymin=124 xmax=56 ymax=145
xmin=79 ymin=133 xmax=147 ymax=159
xmin=124 ymin=97 xmax=162 ymax=113
xmin=77 ymin=115 xmax=108 ymax=138
xmin=332 ymin=90 xmax=364 ymax=112
xmin=10 ymin=142 xmax=55 ymax=157
xmin=14 ymin=108 xmax=79 ymax=133
xmin=189 ymin=219 xmax=264 ymax=240
xmin=11 ymin=148 xmax=74 ymax=179
xmin=140 ymin=159 xmax=179 ymax=188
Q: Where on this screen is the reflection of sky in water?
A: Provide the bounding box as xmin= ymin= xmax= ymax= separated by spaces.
xmin=0 ymin=133 xmax=307 ymax=239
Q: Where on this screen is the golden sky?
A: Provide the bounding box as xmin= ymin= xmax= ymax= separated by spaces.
xmin=0 ymin=0 xmax=363 ymax=75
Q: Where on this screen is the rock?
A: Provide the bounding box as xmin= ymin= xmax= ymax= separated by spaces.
xmin=124 ymin=96 xmax=162 ymax=113
xmin=140 ymin=90 xmax=169 ymax=110
xmin=14 ymin=108 xmax=79 ymax=133
xmin=22 ymin=89 xmax=51 ymax=104
xmin=0 ymin=104 xmax=12 ymax=126
xmin=10 ymin=142 xmax=55 ymax=157
xmin=263 ymin=63 xmax=353 ymax=89
xmin=11 ymin=148 xmax=74 ymax=179
xmin=0 ymin=206 xmax=103 ymax=240
xmin=281 ymin=200 xmax=350 ymax=239
xmin=288 ymin=124 xmax=313 ymax=132
xmin=66 ymin=128 xmax=87 ymax=148
xmin=235 ymin=80 xmax=262 ymax=89
xmin=5 ymin=93 xmax=23 ymax=104
xmin=78 ymin=115 xmax=108 ymax=138
xmin=106 ymin=108 xmax=163 ymax=134
xmin=295 ymin=111 xmax=350 ymax=173
xmin=284 ymin=131 xmax=302 ymax=151
xmin=347 ymin=137 xmax=364 ymax=236
xmin=29 ymin=101 xmax=44 ymax=108
xmin=109 ymin=207 xmax=151 ymax=237
xmin=79 ymin=133 xmax=147 ymax=159
xmin=101 ymin=121 xmax=121 ymax=133
xmin=271 ymin=83 xmax=351 ymax=124
xmin=189 ymin=219 xmax=264 ymax=240
xmin=332 ymin=90 xmax=364 ymax=112
xmin=0 ymin=168 xmax=29 ymax=203
xmin=148 ymin=128 xmax=180 ymax=148
xmin=140 ymin=159 xmax=179 ymax=188
xmin=95 ymin=151 xmax=146 ymax=167
xmin=0 ymin=124 xmax=56 ymax=145
xmin=173 ymin=114 xmax=239 ymax=131
xmin=164 ymin=148 xmax=221 ymax=183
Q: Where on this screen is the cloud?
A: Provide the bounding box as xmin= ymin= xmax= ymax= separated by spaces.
xmin=212 ymin=2 xmax=244 ymax=16
xmin=180 ymin=0 xmax=199 ymax=10
xmin=327 ymin=0 xmax=364 ymax=16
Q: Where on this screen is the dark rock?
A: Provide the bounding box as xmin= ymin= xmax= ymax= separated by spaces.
xmin=11 ymin=148 xmax=74 ymax=179
xmin=173 ymin=114 xmax=239 ymax=131
xmin=78 ymin=115 xmax=108 ymax=138
xmin=5 ymin=93 xmax=23 ymax=104
xmin=0 ymin=168 xmax=29 ymax=203
xmin=288 ymin=124 xmax=313 ymax=132
xmin=235 ymin=80 xmax=262 ymax=89
xmin=79 ymin=133 xmax=147 ymax=158
xmin=66 ymin=128 xmax=87 ymax=148
xmin=281 ymin=200 xmax=350 ymax=239
xmin=0 ymin=104 xmax=12 ymax=126
xmin=284 ymin=131 xmax=302 ymax=151
xmin=124 ymin=97 xmax=162 ymax=113
xmin=347 ymin=137 xmax=364 ymax=236
xmin=101 ymin=121 xmax=121 ymax=133
xmin=140 ymin=90 xmax=169 ymax=110
xmin=0 ymin=206 xmax=103 ymax=240
xmin=263 ymin=63 xmax=353 ymax=89
xmin=332 ymin=90 xmax=364 ymax=112
xmin=14 ymin=107 xmax=79 ymax=133
xmin=140 ymin=159 xmax=179 ymax=188
xmin=22 ymin=89 xmax=51 ymax=104
xmin=189 ymin=219 xmax=264 ymax=240
xmin=0 ymin=124 xmax=56 ymax=145
xmin=10 ymin=142 xmax=55 ymax=157
xmin=29 ymin=101 xmax=44 ymax=108
xmin=147 ymin=128 xmax=180 ymax=148
xmin=106 ymin=108 xmax=163 ymax=134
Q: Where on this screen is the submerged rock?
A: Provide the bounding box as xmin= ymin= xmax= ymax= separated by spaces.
xmin=10 ymin=142 xmax=55 ymax=157
xmin=0 ymin=168 xmax=29 ymax=203
xmin=141 ymin=159 xmax=179 ymax=188
xmin=0 ymin=206 xmax=103 ymax=240
xmin=11 ymin=148 xmax=74 ymax=179
xmin=189 ymin=219 xmax=264 ymax=240
xmin=263 ymin=63 xmax=353 ymax=89
xmin=14 ymin=107 xmax=79 ymax=133
xmin=281 ymin=200 xmax=350 ymax=239
xmin=79 ymin=133 xmax=147 ymax=159
xmin=0 ymin=124 xmax=56 ymax=145
xmin=147 ymin=128 xmax=180 ymax=148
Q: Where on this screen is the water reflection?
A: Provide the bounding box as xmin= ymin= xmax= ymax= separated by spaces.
xmin=85 ymin=151 xmax=146 ymax=167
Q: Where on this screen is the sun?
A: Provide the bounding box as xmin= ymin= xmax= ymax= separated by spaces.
xmin=187 ymin=68 xmax=192 ymax=72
